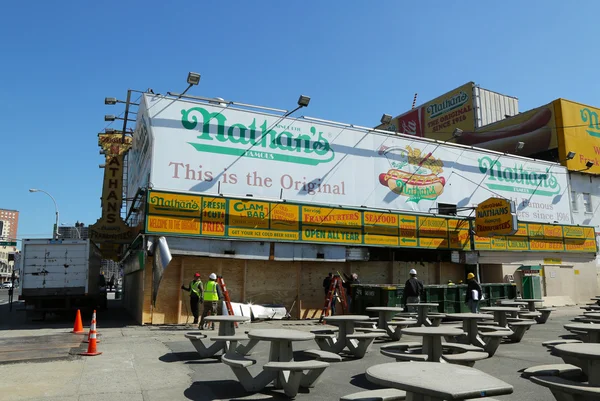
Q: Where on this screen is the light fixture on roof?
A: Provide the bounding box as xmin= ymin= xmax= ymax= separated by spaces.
xmin=104 ymin=115 xmax=116 ymax=122
xmin=187 ymin=72 xmax=201 ymax=86
xmin=451 ymin=128 xmax=463 ymax=139
xmin=380 ymin=114 xmax=392 ymax=125
xmin=586 ymin=160 xmax=594 ymax=169
xmin=297 ymin=95 xmax=311 ymax=107
xmin=104 ymin=97 xmax=117 ymax=105
xmin=515 ymin=141 xmax=525 ymax=152
xmin=566 ymin=151 xmax=576 ymax=160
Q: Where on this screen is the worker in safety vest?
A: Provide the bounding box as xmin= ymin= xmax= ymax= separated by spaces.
xmin=181 ymin=273 xmax=204 ymax=324
xmin=200 ymin=273 xmax=223 ymax=330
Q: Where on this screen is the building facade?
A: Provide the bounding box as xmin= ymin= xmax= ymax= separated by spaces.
xmin=112 ymin=92 xmax=596 ymax=325
xmin=0 ymin=208 xmax=19 ymax=284
xmin=58 ymin=223 xmax=89 ymax=240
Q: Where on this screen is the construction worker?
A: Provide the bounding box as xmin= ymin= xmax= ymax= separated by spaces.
xmin=402 ymin=269 xmax=424 ymax=313
xmin=181 ymin=273 xmax=203 ymax=325
xmin=200 ymin=273 xmax=223 ymax=330
xmin=465 ymin=272 xmax=483 ymax=313
xmin=343 ymin=272 xmax=359 ymax=312
xmin=323 ymin=272 xmax=337 ymax=315
xmin=447 ymin=280 xmax=455 ymax=286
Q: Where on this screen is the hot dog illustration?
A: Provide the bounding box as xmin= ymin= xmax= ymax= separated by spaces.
xmin=454 ymin=107 xmax=553 ymax=154
xmin=377 ymin=145 xmax=446 ymax=202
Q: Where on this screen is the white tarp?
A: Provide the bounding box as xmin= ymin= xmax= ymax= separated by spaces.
xmin=142 ymin=94 xmax=572 ymax=224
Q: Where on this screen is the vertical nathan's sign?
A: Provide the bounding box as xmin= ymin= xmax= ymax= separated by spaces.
xmin=89 ymin=134 xmax=135 ymax=259
xmin=475 ymin=197 xmax=518 ymax=237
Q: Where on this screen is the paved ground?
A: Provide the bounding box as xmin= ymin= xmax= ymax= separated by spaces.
xmin=0 ymin=300 xmax=586 ymax=401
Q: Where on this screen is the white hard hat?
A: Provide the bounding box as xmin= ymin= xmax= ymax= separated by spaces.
xmin=409 ymin=269 xmax=417 ymax=275
xmin=209 ymin=273 xmax=217 ymax=280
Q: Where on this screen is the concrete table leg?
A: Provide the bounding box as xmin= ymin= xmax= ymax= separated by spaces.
xmin=466 ymin=319 xmax=486 ymax=348
xmin=189 ymin=338 xmax=225 ymax=358
xmin=219 ymin=321 xmax=235 ymax=336
xmin=421 ymin=336 xmax=442 ymax=362
xmin=588 ymin=360 xmax=600 ymax=386
xmin=589 ymin=332 xmax=600 ymax=343
xmin=495 ymin=312 xmax=508 ymax=328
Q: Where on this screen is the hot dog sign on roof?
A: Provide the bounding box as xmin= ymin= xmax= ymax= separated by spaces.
xmin=141 ymin=94 xmax=573 ymax=225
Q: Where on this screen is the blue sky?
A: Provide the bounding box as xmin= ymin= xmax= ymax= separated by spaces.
xmin=1 ymin=1 xmax=599 ymax=244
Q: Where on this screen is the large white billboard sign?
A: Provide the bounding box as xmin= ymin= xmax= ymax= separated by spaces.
xmin=142 ymin=94 xmax=572 ymax=224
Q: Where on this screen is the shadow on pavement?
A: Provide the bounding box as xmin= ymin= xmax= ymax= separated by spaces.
xmin=159 ymin=351 xmax=203 ymax=363
xmin=0 ymin=298 xmax=135 ymax=331
xmin=349 ymin=373 xmax=380 ymax=391
xmin=185 ymin=379 xmax=309 ymax=400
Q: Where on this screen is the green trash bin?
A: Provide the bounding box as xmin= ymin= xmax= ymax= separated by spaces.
xmin=423 ymin=285 xmax=445 ymax=313
xmin=381 ymin=286 xmax=404 ymax=308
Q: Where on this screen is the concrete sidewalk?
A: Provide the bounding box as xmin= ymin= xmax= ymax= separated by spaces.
xmin=0 ymin=306 xmax=585 ymax=401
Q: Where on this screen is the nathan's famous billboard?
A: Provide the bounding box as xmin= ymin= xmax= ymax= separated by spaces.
xmin=142 ymin=93 xmax=572 ymax=224
xmin=376 ymin=82 xmax=476 ymax=141
xmin=555 ymin=99 xmax=600 ymax=175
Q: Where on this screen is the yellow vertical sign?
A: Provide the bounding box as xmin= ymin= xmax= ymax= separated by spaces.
xmin=398 ymin=215 xmax=418 ymax=247
xmin=228 ymin=200 xmax=270 ymax=229
xmin=364 ymin=212 xmax=399 ymax=246
xmin=270 ymin=203 xmax=300 ymax=231
xmin=201 ymin=197 xmax=226 ymax=236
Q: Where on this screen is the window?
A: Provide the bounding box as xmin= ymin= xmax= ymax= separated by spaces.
xmin=571 ymin=191 xmax=578 ymax=212
xmin=583 ymin=193 xmax=593 ymax=213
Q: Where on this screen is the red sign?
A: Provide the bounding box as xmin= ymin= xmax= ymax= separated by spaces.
xmin=395 ymin=108 xmax=424 ymax=137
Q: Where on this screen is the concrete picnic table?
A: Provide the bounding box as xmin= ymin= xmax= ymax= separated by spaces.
xmin=564 ymin=323 xmax=600 ymax=343
xmin=497 ymin=300 xmax=528 ymax=308
xmin=553 ymin=343 xmax=600 ymax=385
xmin=365 ymin=306 xmax=413 ymax=340
xmin=520 ymin=298 xmax=544 ymax=312
xmin=480 ymin=306 xmax=521 ymax=328
xmin=366 ymin=362 xmax=513 ymax=400
xmin=406 ymin=303 xmax=440 ymax=326
xmin=400 ymin=326 xmax=464 ymax=362
xmin=185 ymin=315 xmax=250 ymax=358
xmin=319 ymin=315 xmax=378 ymax=358
xmin=445 ymin=313 xmax=494 ymax=348
xmin=247 ymin=329 xmax=315 ymax=388
xmin=591 ymin=297 xmax=600 ymax=306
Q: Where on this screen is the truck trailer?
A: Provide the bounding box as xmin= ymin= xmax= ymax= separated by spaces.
xmin=19 ymin=238 xmax=103 ymax=318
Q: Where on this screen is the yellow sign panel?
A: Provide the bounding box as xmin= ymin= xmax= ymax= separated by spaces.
xmin=555 ymin=99 xmax=600 ymax=175
xmin=529 ymin=238 xmax=565 ymax=252
xmin=515 ymin=223 xmax=528 ymax=236
xmin=543 ymin=225 xmax=563 ymax=238
xmin=147 ymin=215 xmax=200 ymax=235
xmin=527 ymin=224 xmax=544 ymax=238
xmin=419 ymin=237 xmax=448 ymax=249
xmin=229 ymin=200 xmax=270 ymax=229
xmin=544 ymin=258 xmax=562 ymax=265
xmin=422 ymin=82 xmax=475 ymax=141
xmin=364 ymin=211 xmax=398 ymax=227
xmin=448 ymin=219 xmax=469 ymax=230
xmin=473 ymin=235 xmax=491 ymax=250
xmin=302 ymin=225 xmax=362 ymax=244
xmin=565 ymin=239 xmax=597 ymax=252
xmin=302 ymin=206 xmax=362 ymax=227
xmin=475 ymin=197 xmax=517 ymax=237
xmin=506 ymin=236 xmax=529 ymax=251
xmin=270 ymin=204 xmax=300 ymax=231
xmin=490 ymin=237 xmax=507 ymax=250
xmin=364 ymin=232 xmax=399 ymax=246
xmin=201 ymin=198 xmax=226 ymax=236
xmin=148 ymin=192 xmax=201 ymax=217
xmin=449 ymin=230 xmax=471 ymax=250
xmin=399 ymin=215 xmax=417 ymax=239
xmin=418 ymin=216 xmax=448 ymax=238
xmin=584 ymin=227 xmax=596 ymax=239
xmin=228 ymin=228 xmax=298 ymax=241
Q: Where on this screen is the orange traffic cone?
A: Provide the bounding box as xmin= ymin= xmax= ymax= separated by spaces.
xmin=80 ymin=310 xmax=102 ymax=356
xmin=71 ymin=309 xmax=85 ymax=334
xmin=83 ymin=327 xmax=100 ymax=343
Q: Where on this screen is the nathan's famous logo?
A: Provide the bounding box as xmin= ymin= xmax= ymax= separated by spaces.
xmin=478 ymin=156 xmax=560 ymax=196
xmin=180 ymin=106 xmax=334 ymax=166
xmin=150 ymin=194 xmax=200 ymax=214
xmin=377 ymin=145 xmax=446 ymax=203
xmin=426 ymin=91 xmax=469 ymax=119
xmin=580 ymin=107 xmax=600 ymax=138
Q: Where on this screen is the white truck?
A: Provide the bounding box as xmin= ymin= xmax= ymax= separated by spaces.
xmin=19 ymin=238 xmax=103 ymax=318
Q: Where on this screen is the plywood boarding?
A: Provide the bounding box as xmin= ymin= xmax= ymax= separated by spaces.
xmin=151 ymin=258 xmax=182 ymax=324
xmin=180 ymin=256 xmax=220 ymax=324
xmin=122 ymin=269 xmax=144 ymax=324
xmin=348 ymin=262 xmax=391 ymax=284
xmin=298 ymin=262 xmax=337 ymax=317
xmin=246 ymin=260 xmax=296 ymax=308
xmin=440 ymin=262 xmax=465 ymax=284
xmin=142 ymin=258 xmax=153 ymax=324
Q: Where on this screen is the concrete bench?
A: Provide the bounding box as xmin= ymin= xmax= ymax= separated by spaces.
xmin=542 ymin=339 xmax=583 ymax=349
xmin=302 ymin=349 xmax=343 ymax=362
xmin=529 ymin=375 xmax=600 ymax=399
xmin=380 ymin=342 xmax=422 ymax=352
xmin=441 ymin=342 xmax=485 ymax=353
xmin=263 ymin=360 xmax=330 ymax=396
xmin=519 ymin=311 xmax=542 ymax=319
xmin=186 ymin=333 xmax=226 ymax=358
xmin=355 ymin=321 xmax=378 ymax=328
xmin=442 ymin=351 xmax=488 ymax=367
xmin=479 ymin=329 xmax=513 ymax=357
xmin=346 ymin=333 xmax=381 ymax=358
xmin=522 ymin=364 xmax=582 ymax=379
xmin=340 ymin=388 xmax=407 ymax=401
xmin=507 ymin=320 xmax=536 ymax=342
xmin=536 ymin=308 xmax=556 ymax=324
xmin=381 ymin=349 xmax=428 ymax=362
xmin=355 ymin=327 xmax=387 ymax=335
xmin=209 ymin=334 xmax=254 ymax=354
xmin=221 ymin=353 xmax=278 ymax=393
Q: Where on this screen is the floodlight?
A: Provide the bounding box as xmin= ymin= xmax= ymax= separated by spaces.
xmin=566 ymin=151 xmax=576 ymax=160
xmin=187 ymin=72 xmax=201 ymax=86
xmin=105 ymin=97 xmax=117 ymax=105
xmin=380 ymin=114 xmax=392 ymax=124
xmin=297 ymin=95 xmax=311 ymax=107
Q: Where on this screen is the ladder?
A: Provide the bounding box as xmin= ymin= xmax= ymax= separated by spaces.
xmin=319 ymin=275 xmax=347 ymax=323
xmin=217 ymin=276 xmax=238 ymax=328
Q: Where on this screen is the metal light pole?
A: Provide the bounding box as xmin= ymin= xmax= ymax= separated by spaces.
xmin=29 ymin=189 xmax=60 ymax=239
xmin=61 ymin=223 xmax=81 ymax=239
